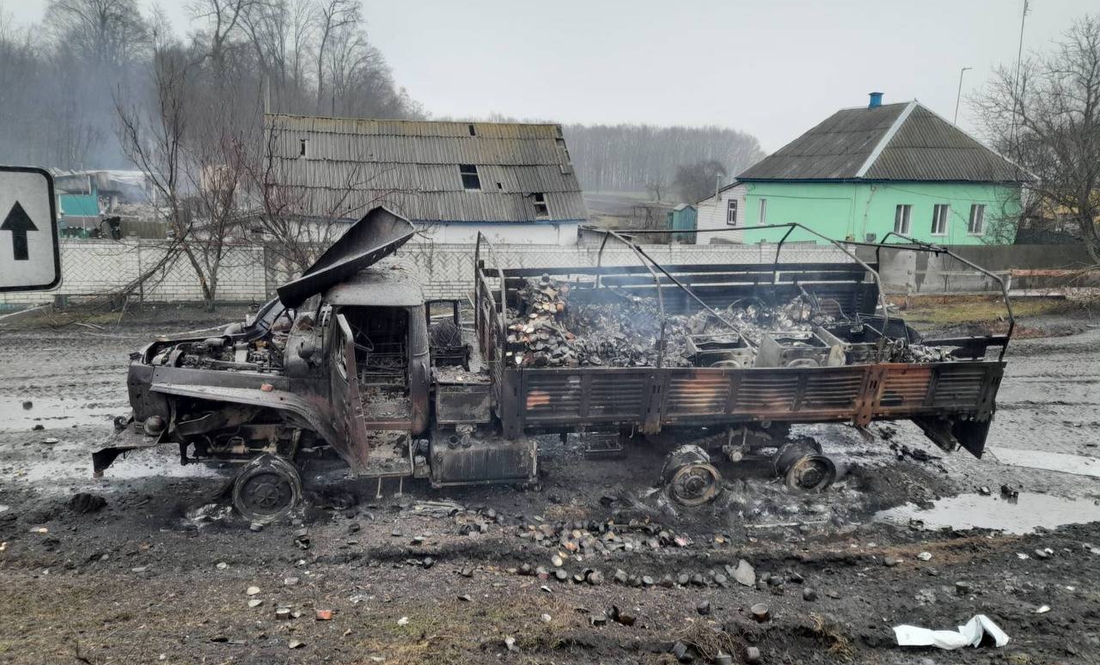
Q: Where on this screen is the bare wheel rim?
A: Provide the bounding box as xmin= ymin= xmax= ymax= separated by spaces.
xmin=669 ymin=463 xmax=721 ymax=506
xmin=233 ymin=455 xmax=302 ymax=523
xmin=784 ymin=455 xmax=836 ymax=492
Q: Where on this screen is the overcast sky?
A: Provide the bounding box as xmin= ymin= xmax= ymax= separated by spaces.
xmin=5 ymin=0 xmax=1094 ymax=150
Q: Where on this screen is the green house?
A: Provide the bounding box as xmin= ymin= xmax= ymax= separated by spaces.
xmin=696 ymin=95 xmax=1028 ymax=245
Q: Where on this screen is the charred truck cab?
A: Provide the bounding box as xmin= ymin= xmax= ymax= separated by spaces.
xmin=98 ymin=207 xmax=1011 ymax=522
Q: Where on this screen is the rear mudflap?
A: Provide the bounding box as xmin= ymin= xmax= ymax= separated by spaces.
xmin=912 ymin=415 xmax=992 ymax=459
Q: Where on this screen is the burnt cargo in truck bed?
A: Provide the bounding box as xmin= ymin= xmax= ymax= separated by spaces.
xmin=473 ymin=228 xmax=1007 ymax=458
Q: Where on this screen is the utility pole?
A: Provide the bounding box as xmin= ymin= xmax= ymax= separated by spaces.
xmin=953 ymin=66 xmax=971 ymax=124
xmin=1011 ymin=0 xmax=1030 ymax=146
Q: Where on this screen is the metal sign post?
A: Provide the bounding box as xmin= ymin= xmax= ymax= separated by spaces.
xmin=0 ymin=166 xmax=61 ymax=292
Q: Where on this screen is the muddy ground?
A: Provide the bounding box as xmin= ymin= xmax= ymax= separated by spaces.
xmin=1 ymin=303 xmax=1100 ymax=664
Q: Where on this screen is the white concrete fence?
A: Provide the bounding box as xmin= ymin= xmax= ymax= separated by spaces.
xmin=1 ymin=238 xmax=851 ymax=308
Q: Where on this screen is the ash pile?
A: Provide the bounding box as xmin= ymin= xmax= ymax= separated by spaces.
xmin=506 ymin=274 xmax=838 ymax=368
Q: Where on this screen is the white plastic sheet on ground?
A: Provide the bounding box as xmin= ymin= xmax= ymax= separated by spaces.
xmin=893 ymin=615 xmax=1010 ymax=650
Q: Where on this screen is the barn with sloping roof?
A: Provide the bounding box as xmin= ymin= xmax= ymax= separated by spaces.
xmin=263 ymin=114 xmax=587 ymax=244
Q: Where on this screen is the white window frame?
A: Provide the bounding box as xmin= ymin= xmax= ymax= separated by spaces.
xmin=931 ymin=204 xmax=949 ymax=236
xmin=968 ymin=204 xmax=985 ymax=235
xmin=893 ymin=204 xmax=911 ymax=235
xmin=758 ymin=198 xmax=767 ymax=225
xmin=726 ymin=199 xmax=738 ymax=226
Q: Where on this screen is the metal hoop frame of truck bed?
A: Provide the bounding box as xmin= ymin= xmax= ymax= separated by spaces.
xmin=474 ymin=223 xmax=1011 ymax=458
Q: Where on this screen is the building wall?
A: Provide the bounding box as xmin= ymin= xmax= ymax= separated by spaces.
xmin=694 ymin=184 xmax=747 ymax=243
xmin=738 ymin=181 xmax=1021 ymax=245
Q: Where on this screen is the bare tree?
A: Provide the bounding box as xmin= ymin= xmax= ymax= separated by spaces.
xmin=673 ymin=160 xmax=728 ymax=204
xmin=188 ymin=0 xmax=259 ymax=74
xmin=314 ymin=0 xmax=358 ymax=114
xmin=646 ymin=180 xmax=666 ymax=202
xmin=974 ymin=14 xmax=1100 ymax=259
xmin=46 ymin=0 xmax=150 ymax=68
xmin=2 ymin=0 xmax=421 ymax=172
xmin=115 ymin=43 xmax=240 ymax=310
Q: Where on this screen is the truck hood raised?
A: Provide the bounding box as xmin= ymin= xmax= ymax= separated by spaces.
xmin=276 ymin=206 xmax=417 ymax=308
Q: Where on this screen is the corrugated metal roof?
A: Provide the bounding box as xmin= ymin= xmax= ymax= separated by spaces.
xmin=264 ymin=114 xmax=587 ymax=223
xmin=737 ymin=102 xmax=1026 ymax=183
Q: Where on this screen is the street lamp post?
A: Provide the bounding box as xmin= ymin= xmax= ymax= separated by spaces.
xmin=954 ymin=66 xmax=972 ymax=125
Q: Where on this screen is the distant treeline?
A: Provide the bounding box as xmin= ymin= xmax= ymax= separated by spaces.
xmin=0 ymin=0 xmax=421 ymax=170
xmin=562 ymin=124 xmax=765 ymax=195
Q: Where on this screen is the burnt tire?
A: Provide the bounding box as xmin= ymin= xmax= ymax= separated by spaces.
xmin=774 ymin=441 xmax=836 ymax=492
xmin=232 ymin=454 xmax=302 ymax=523
xmin=662 ymin=445 xmax=721 ymax=506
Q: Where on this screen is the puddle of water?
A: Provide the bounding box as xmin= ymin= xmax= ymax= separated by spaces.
xmin=0 ymin=397 xmax=125 ymax=431
xmin=993 ymin=448 xmax=1100 ymax=478
xmin=877 ymin=492 xmax=1100 ymax=534
xmin=16 ymin=455 xmax=222 ymax=484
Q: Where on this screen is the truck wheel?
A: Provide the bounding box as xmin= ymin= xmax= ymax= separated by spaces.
xmin=232 ymin=454 xmax=302 ymax=523
xmin=774 ymin=441 xmax=836 ymax=492
xmin=662 ymin=445 xmax=721 ymax=506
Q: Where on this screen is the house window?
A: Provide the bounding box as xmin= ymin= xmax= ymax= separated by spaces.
xmin=468 ymin=124 xmax=477 ymax=136
xmin=532 ymin=192 xmax=549 ymax=219
xmin=299 ymin=139 xmax=309 ymax=158
xmin=968 ymin=204 xmax=985 ymax=234
xmin=894 ymin=204 xmax=911 ymax=234
xmin=726 ymin=199 xmax=738 ymax=226
xmin=459 ymin=164 xmax=481 ymax=190
xmin=758 ymin=198 xmax=767 ymax=225
xmin=931 ymin=204 xmax=949 ymax=236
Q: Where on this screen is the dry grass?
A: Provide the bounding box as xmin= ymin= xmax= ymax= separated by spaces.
xmin=894 ymin=294 xmax=1070 ymax=327
xmin=808 ymin=613 xmax=855 ymax=662
xmin=679 ymin=622 xmax=741 ymax=661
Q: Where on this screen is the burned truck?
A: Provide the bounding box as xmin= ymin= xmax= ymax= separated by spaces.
xmin=97 ymin=207 xmax=1011 ymax=521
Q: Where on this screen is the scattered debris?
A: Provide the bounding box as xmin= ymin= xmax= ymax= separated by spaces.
xmin=246 ymin=586 xmax=261 ymax=596
xmin=730 ymin=559 xmax=756 ymax=587
xmin=750 ymin=603 xmax=771 ymax=623
xmin=893 ymin=614 xmax=1010 ymax=650
xmin=68 ymin=493 xmax=106 ymax=514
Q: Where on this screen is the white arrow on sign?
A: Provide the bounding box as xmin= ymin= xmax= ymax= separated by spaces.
xmin=0 ymin=166 xmax=60 ymax=293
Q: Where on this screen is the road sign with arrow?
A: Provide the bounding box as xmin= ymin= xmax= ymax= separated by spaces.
xmin=0 ymin=166 xmax=60 ymax=292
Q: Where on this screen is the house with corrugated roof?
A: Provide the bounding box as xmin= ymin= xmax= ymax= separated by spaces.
xmin=695 ymin=93 xmax=1029 ymax=245
xmin=262 ymin=114 xmax=587 ymax=245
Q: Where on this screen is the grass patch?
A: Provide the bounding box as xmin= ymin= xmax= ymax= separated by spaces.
xmin=893 ymin=295 xmax=1078 ymax=327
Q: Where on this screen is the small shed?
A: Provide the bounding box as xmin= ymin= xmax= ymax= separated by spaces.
xmin=667 ymin=203 xmax=697 ymax=243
